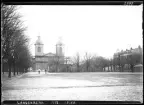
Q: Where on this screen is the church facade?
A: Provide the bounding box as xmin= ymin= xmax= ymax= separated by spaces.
xmin=32 ymin=36 xmax=65 ymax=72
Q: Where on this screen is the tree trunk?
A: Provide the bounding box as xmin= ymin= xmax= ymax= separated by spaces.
xmin=113 ymin=65 xmax=116 ymax=72
xmin=22 ymin=68 xmax=24 ymax=74
xmin=19 ymin=67 xmax=21 ymax=74
xmin=21 ymin=68 xmax=23 ymax=74
xmin=13 ymin=63 xmax=16 ymax=76
xmin=129 ymin=64 xmax=131 ymax=71
xmin=128 ymin=64 xmax=130 ymax=71
xmin=121 ymin=66 xmax=123 ymax=72
xmin=119 ymin=65 xmax=121 ymax=72
xmin=17 ymin=67 xmax=19 ymax=75
xmin=87 ymin=67 xmax=89 ymax=72
xmin=119 ymin=66 xmax=122 ymax=72
xmin=8 ymin=63 xmax=11 ymax=78
xmin=103 ymin=67 xmax=105 ymax=72
xmin=131 ymin=65 xmax=134 ymax=72
xmin=3 ymin=63 xmax=5 ymax=74
xmin=56 ymin=65 xmax=58 ymax=72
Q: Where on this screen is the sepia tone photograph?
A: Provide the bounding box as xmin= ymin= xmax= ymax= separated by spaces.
xmin=1 ymin=2 xmax=143 ymax=104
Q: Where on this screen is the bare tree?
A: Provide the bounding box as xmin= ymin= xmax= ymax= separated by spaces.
xmin=1 ymin=5 xmax=32 ymax=77
xmin=71 ymin=53 xmax=80 ymax=72
xmin=90 ymin=55 xmax=104 ymax=72
xmin=119 ymin=55 xmax=127 ymax=72
xmin=110 ymin=59 xmax=113 ymax=72
xmin=83 ymin=52 xmax=92 ymax=72
xmin=112 ymin=57 xmax=117 ymax=72
xmin=90 ymin=55 xmax=97 ymax=72
xmin=54 ymin=56 xmax=60 ymax=72
xmin=97 ymin=57 xmax=109 ymax=72
xmin=113 ymin=54 xmax=121 ymax=72
xmin=1 ymin=5 xmax=19 ymax=77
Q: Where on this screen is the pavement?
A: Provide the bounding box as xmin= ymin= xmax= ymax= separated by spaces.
xmin=2 ymin=72 xmax=143 ymax=102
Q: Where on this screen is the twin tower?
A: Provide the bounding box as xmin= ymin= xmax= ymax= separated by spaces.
xmin=35 ymin=36 xmax=64 ymax=57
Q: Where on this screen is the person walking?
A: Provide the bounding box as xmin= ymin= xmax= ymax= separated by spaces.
xmin=45 ymin=69 xmax=47 ymax=74
xmin=38 ymin=69 xmax=40 ymax=74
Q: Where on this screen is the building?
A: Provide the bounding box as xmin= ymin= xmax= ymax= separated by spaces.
xmin=113 ymin=45 xmax=143 ymax=72
xmin=113 ymin=45 xmax=143 ymax=58
xmin=32 ymin=36 xmax=65 ymax=72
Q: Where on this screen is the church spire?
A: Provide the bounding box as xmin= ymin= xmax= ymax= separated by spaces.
xmin=56 ymin=36 xmax=64 ymax=56
xmin=35 ymin=35 xmax=44 ymax=56
xmin=35 ymin=35 xmax=43 ymax=45
xmin=57 ymin=36 xmax=63 ymax=45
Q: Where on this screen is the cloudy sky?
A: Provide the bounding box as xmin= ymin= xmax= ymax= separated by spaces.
xmin=17 ymin=5 xmax=143 ymax=59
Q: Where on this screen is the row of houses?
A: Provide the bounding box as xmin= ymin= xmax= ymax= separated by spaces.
xmin=114 ymin=45 xmax=142 ymax=58
xmin=113 ymin=45 xmax=143 ymax=72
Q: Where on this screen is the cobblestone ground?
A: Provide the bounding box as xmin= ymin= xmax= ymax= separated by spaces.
xmin=2 ymin=72 xmax=143 ymax=102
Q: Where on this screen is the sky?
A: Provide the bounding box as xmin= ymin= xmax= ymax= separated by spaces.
xmin=17 ymin=5 xmax=143 ymax=59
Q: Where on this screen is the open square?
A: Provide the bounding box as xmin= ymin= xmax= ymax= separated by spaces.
xmin=2 ymin=72 xmax=143 ymax=102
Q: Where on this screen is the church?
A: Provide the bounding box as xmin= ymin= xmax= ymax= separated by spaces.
xmin=32 ymin=36 xmax=66 ymax=72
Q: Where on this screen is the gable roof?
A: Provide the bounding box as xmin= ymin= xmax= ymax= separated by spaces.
xmin=43 ymin=52 xmax=56 ymax=56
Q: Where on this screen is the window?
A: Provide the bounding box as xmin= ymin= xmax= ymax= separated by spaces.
xmin=38 ymin=47 xmax=41 ymax=52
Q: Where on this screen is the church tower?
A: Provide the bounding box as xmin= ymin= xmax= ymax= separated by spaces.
xmin=35 ymin=36 xmax=44 ymax=56
xmin=56 ymin=37 xmax=64 ymax=57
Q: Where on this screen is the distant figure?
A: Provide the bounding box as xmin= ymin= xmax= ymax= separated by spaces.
xmin=38 ymin=69 xmax=40 ymax=74
xmin=45 ymin=69 xmax=47 ymax=74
